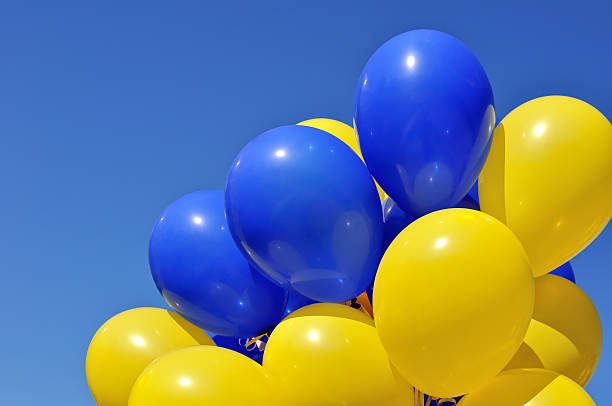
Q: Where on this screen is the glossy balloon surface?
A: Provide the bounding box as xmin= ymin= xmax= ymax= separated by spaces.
xmin=354 ymin=29 xmax=495 ymax=215
xmin=468 ymin=181 xmax=479 ymax=204
xmin=479 ymin=96 xmax=612 ymax=276
xmin=298 ymin=118 xmax=387 ymax=201
xmin=263 ymin=315 xmax=403 ymax=405
xmin=149 ymin=190 xmax=287 ymax=336
xmin=367 ymin=195 xmax=479 ymax=303
xmin=457 ymin=368 xmax=595 ymax=406
xmin=225 ymin=125 xmax=384 ymax=302
xmin=86 ymin=308 xmax=215 ymax=406
xmin=382 ymin=195 xmax=479 ymax=249
xmin=128 ymin=346 xmax=278 ymax=406
xmin=505 ymin=275 xmax=602 ymax=386
xmin=283 ymin=302 xmax=375 ymax=326
xmin=283 ymin=290 xmax=317 ymax=318
xmin=374 ymin=209 xmax=534 ymax=397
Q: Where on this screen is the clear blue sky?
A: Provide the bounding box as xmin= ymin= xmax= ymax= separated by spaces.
xmin=1 ymin=1 xmax=610 ymax=404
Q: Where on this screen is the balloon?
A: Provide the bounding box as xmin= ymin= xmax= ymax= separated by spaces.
xmin=369 ymin=195 xmax=478 ymax=304
xmin=86 ymin=307 xmax=215 ymax=406
xmin=354 ymin=29 xmax=495 ymax=216
xmin=384 ymin=368 xmax=415 ymax=406
xmin=479 ymin=95 xmax=612 ymax=276
xmin=550 ymin=262 xmax=576 ymax=283
xmin=283 ymin=302 xmax=375 ymax=327
xmin=467 ymin=181 xmax=479 ymax=205
xmin=457 ymin=368 xmax=595 ymax=406
xmin=374 ymin=209 xmax=534 ymax=397
xmin=298 ymin=118 xmax=387 ymax=201
xmin=148 ymin=190 xmax=287 ymax=337
xmin=283 ymin=290 xmax=317 ymax=318
xmin=382 ymin=195 xmax=479 ymax=249
xmin=504 ymin=275 xmax=602 ymax=386
xmin=225 ymin=125 xmax=384 ymax=302
xmin=366 ymin=195 xmax=480 ymax=304
xmin=263 ymin=315 xmax=406 ymax=405
xmin=128 ymin=346 xmax=278 ymax=406
xmin=466 ymin=115 xmax=505 ymax=206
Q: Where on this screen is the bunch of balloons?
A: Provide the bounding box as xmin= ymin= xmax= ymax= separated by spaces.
xmin=86 ymin=29 xmax=611 ymax=406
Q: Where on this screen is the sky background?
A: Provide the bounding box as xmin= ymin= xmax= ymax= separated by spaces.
xmin=1 ymin=1 xmax=610 ymax=404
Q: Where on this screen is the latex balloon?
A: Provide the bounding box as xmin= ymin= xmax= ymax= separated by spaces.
xmin=467 ymin=181 xmax=479 ymax=205
xmin=382 ymin=195 xmax=479 ymax=249
xmin=365 ymin=195 xmax=473 ymax=305
xmin=354 ymin=29 xmax=495 ymax=216
xmin=479 ymin=95 xmax=612 ymax=276
xmin=374 ymin=209 xmax=534 ymax=398
xmin=298 ymin=118 xmax=387 ymax=201
xmin=263 ymin=315 xmax=406 ymax=405
xmin=225 ymin=125 xmax=384 ymax=302
xmin=283 ymin=302 xmax=375 ymax=327
xmin=86 ymin=308 xmax=215 ymax=406
xmin=128 ymin=346 xmax=278 ymax=406
xmin=384 ymin=368 xmax=415 ymax=406
xmin=149 ymin=190 xmax=287 ymax=337
xmin=367 ymin=195 xmax=479 ymax=303
xmin=283 ymin=290 xmax=317 ymax=318
xmin=504 ymin=275 xmax=602 ymax=386
xmin=457 ymin=368 xmax=595 ymax=406
xmin=549 ymin=262 xmax=576 ymax=283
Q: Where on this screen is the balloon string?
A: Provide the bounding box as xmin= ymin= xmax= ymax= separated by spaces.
xmin=243 ymin=332 xmax=269 ymax=351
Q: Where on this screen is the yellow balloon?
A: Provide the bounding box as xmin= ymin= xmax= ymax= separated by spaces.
xmin=86 ymin=307 xmax=214 ymax=406
xmin=298 ymin=118 xmax=387 ymax=201
xmin=457 ymin=368 xmax=596 ymax=406
xmin=479 ymin=96 xmax=612 ymax=276
xmin=263 ymin=315 xmax=407 ymax=405
xmin=283 ymin=302 xmax=375 ymax=326
xmin=504 ymin=275 xmax=602 ymax=385
xmin=128 ymin=346 xmax=277 ymax=406
xmin=374 ymin=208 xmax=534 ymax=398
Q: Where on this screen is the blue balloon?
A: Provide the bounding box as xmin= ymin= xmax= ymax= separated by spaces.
xmin=367 ymin=195 xmax=480 ymax=303
xmin=467 ymin=181 xmax=479 ymax=204
xmin=283 ymin=290 xmax=317 ymax=318
xmin=382 ymin=197 xmax=419 ymax=250
xmin=550 ymin=262 xmax=576 ymax=283
xmin=225 ymin=125 xmax=384 ymax=302
xmin=354 ymin=29 xmax=495 ymax=216
xmin=148 ymin=190 xmax=288 ymax=337
xmin=382 ymin=195 xmax=479 ymax=250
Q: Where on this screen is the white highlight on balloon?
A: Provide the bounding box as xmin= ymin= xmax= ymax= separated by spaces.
xmin=435 ymin=238 xmax=448 ymax=249
xmin=533 ymin=123 xmax=547 ymax=137
xmin=406 ymin=54 xmax=416 ymax=68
